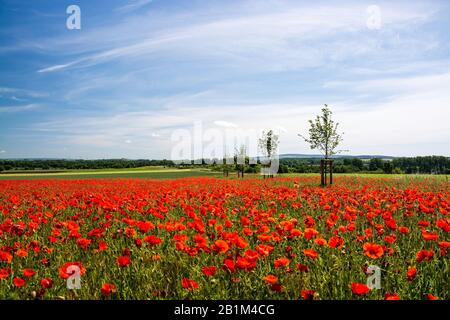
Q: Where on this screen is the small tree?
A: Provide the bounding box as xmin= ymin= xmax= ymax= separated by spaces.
xmin=234 ymin=144 xmax=247 ymax=178
xmin=258 ymin=129 xmax=279 ymax=178
xmin=299 ymin=105 xmax=345 ymax=185
xmin=222 ymin=152 xmax=231 ymax=177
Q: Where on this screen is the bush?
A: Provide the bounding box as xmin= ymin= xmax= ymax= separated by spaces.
xmin=392 ymin=167 xmax=404 ymax=174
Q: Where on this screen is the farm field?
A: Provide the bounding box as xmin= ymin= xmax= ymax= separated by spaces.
xmin=0 ymin=175 xmax=449 ymax=300
xmin=0 ymin=168 xmax=220 ymax=180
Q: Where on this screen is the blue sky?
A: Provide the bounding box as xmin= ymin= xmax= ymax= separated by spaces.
xmin=0 ymin=0 xmax=449 ymax=159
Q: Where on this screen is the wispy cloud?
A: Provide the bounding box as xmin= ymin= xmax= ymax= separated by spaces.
xmin=214 ymin=121 xmax=238 ymax=128
xmin=30 ymin=67 xmax=450 ymax=157
xmin=37 ymin=63 xmax=76 ymax=73
xmin=0 ymin=104 xmax=41 ymax=113
xmin=36 ymin=2 xmax=436 ymax=73
xmin=0 ymin=87 xmax=48 ymax=98
xmin=115 ymin=0 xmax=153 ymax=13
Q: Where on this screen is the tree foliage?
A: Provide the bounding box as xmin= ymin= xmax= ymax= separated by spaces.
xmin=299 ymin=105 xmax=344 ymax=159
xmin=258 ymin=129 xmax=279 ymax=158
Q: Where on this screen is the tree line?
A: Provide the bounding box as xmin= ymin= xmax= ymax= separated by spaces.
xmin=0 ymin=159 xmax=174 ymax=172
xmin=278 ymin=156 xmax=450 ymax=174
xmin=0 ymin=156 xmax=448 ymax=174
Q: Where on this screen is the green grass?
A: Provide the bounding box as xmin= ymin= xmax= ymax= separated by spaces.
xmin=0 ymin=167 xmax=448 ymax=181
xmin=282 ymin=172 xmax=450 ymax=180
xmin=0 ymin=168 xmax=220 ymax=180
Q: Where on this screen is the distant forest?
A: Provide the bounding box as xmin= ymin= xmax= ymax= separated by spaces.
xmin=0 ymin=159 xmax=173 ymax=171
xmin=278 ymin=156 xmax=450 ymax=174
xmin=0 ymin=156 xmax=449 ymax=174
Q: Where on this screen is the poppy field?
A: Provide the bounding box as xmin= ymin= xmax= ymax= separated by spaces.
xmin=0 ymin=176 xmax=449 ymax=300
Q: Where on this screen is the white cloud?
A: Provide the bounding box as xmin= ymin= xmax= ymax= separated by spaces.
xmin=0 ymin=104 xmax=41 ymax=113
xmin=36 ymin=2 xmax=435 ymax=73
xmin=11 ymin=96 xmax=27 ymax=102
xmin=214 ymin=121 xmax=238 ymax=128
xmin=0 ymin=87 xmax=47 ymax=98
xmin=115 ymin=0 xmax=153 ymax=13
xmin=37 ymin=63 xmax=75 ymax=73
xmin=30 ymin=68 xmax=450 ymax=157
xmin=0 ymin=150 xmax=5 ymax=153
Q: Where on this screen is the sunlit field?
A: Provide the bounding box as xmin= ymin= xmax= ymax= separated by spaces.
xmin=0 ymin=175 xmax=448 ymax=300
xmin=0 ymin=168 xmax=219 ymax=180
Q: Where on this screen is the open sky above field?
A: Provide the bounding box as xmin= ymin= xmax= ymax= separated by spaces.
xmin=0 ymin=0 xmax=450 ymax=159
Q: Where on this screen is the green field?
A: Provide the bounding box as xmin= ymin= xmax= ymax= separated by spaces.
xmin=1 ymin=166 xmax=448 ymax=182
xmin=0 ymin=168 xmax=221 ymax=180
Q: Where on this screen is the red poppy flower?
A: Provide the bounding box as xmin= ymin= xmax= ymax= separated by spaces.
xmin=304 ymin=228 xmax=319 ymax=240
xmin=22 ymin=268 xmax=35 ymax=278
xmin=144 ymin=235 xmax=162 ymax=246
xmin=101 ymin=283 xmax=117 ymax=296
xmin=270 ymin=284 xmax=284 ymax=292
xmin=0 ymin=268 xmax=11 ymax=280
xmin=436 ymin=219 xmax=450 ymax=233
xmin=407 ymin=267 xmax=417 ymax=281
xmin=303 ymin=249 xmax=318 ymax=259
xmin=255 ymin=244 xmax=274 ymax=256
xmin=13 ymin=277 xmax=26 ymax=287
xmin=117 ymin=255 xmax=131 ymax=268
xmin=137 ymin=221 xmax=155 ymax=233
xmin=297 ymin=264 xmax=309 ymax=272
xmin=263 ymin=274 xmax=278 ymax=285
xmin=422 ymin=230 xmax=439 ymax=241
xmin=223 ymin=258 xmax=235 ymax=272
xmin=351 ymin=283 xmax=370 ymax=295
xmin=59 ymin=262 xmax=86 ymax=279
xmin=181 ymin=277 xmax=199 ymax=290
xmin=363 ymin=243 xmax=384 ymax=259
xmin=236 ymin=256 xmax=256 ymax=270
xmin=15 ymin=248 xmax=28 ymax=257
xmin=416 ymin=249 xmax=434 ymax=263
xmin=328 ymin=236 xmax=344 ymax=248
xmin=134 ymin=238 xmax=143 ymax=247
xmin=301 ymin=289 xmax=316 ymax=300
xmin=98 ymin=240 xmax=108 ymax=251
xmin=76 ymin=238 xmax=92 ymax=250
xmin=314 ymin=238 xmax=327 ymax=246
xmin=384 ymin=293 xmax=400 ymax=300
xmin=236 ymin=237 xmax=248 ymax=249
xmin=202 ymin=266 xmax=217 ymax=277
xmin=0 ymin=251 xmax=13 ymax=263
xmin=122 ymin=248 xmax=132 ymax=256
xmin=427 ymin=294 xmax=439 ymax=300
xmin=274 ymin=257 xmax=290 ymax=268
xmin=213 ymin=240 xmax=229 ymax=253
xmin=290 ymin=228 xmax=302 ymax=237
xmin=438 ymin=241 xmax=450 ymax=250
xmin=244 ymin=249 xmax=259 ymax=262
xmin=41 ymin=278 xmax=53 ymax=289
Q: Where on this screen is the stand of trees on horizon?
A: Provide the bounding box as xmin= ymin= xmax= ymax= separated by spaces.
xmin=0 ymin=156 xmax=449 ymax=174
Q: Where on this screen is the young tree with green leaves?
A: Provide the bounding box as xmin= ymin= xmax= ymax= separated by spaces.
xmin=258 ymin=129 xmax=279 ymax=178
xmin=299 ymin=104 xmax=344 ymax=159
xmin=234 ymin=144 xmax=247 ymax=178
xmin=299 ymin=105 xmax=345 ymax=185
